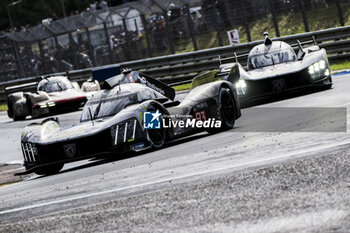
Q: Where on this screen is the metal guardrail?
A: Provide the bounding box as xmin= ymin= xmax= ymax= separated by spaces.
xmin=1 ymin=26 xmax=350 ymax=103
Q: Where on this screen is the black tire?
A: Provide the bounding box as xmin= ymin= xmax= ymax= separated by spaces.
xmin=26 ymin=97 xmax=33 ymax=117
xmin=323 ymin=77 xmax=333 ymax=90
xmin=7 ymin=101 xmax=13 ymax=118
xmin=11 ymin=102 xmax=26 ymax=121
xmin=34 ymin=163 xmax=64 ymax=176
xmin=146 ymin=106 xmax=166 ymax=148
xmin=208 ymin=87 xmax=236 ymax=133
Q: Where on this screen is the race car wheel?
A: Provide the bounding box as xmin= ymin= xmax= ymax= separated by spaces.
xmin=26 ymin=98 xmax=34 ymax=118
xmin=7 ymin=101 xmax=13 ymax=118
xmin=8 ymin=100 xmax=25 ymax=121
xmin=146 ymin=106 xmax=166 ymax=148
xmin=12 ymin=101 xmax=26 ymax=121
xmin=220 ymin=88 xmax=236 ymax=129
xmin=323 ymin=77 xmax=333 ymax=90
xmin=147 ymin=128 xmax=165 ymax=148
xmin=34 ymin=163 xmax=64 ymax=176
xmin=208 ymin=87 xmax=236 ymax=133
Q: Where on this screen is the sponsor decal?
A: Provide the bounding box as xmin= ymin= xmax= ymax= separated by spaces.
xmin=272 ymin=79 xmax=286 ymax=92
xmin=133 ymin=142 xmax=146 ymax=150
xmin=143 ymin=111 xmax=221 ymax=129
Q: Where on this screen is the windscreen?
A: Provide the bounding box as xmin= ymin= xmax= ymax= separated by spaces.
xmin=80 ymin=85 xmax=163 ymax=122
xmin=248 ymin=49 xmax=296 ymax=69
xmin=37 ymin=79 xmax=74 ymax=93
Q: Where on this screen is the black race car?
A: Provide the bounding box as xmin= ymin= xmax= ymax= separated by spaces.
xmin=17 ymin=69 xmax=241 ymax=175
xmin=219 ymin=33 xmax=332 ymax=104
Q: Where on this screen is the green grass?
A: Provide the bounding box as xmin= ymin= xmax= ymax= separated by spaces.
xmin=330 ymin=61 xmax=350 ymax=71
xmin=0 ymin=104 xmax=8 ymax=112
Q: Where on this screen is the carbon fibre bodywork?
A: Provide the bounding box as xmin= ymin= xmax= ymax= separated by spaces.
xmin=18 ymin=71 xmax=241 ymax=175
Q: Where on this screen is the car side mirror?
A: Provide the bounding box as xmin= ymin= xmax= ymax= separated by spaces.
xmin=227 ymin=63 xmax=240 ymax=83
xmin=297 ymin=49 xmax=305 ymax=60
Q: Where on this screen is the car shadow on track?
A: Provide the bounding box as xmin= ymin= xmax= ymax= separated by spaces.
xmin=31 ymin=133 xmax=211 ymax=179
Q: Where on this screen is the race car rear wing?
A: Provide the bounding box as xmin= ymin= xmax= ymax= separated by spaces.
xmin=292 ymin=36 xmax=317 ymax=48
xmin=4 ymin=82 xmax=38 ymax=95
xmin=190 ymin=64 xmax=240 ymax=90
xmin=217 ymin=36 xmax=319 ymax=67
xmin=294 ymin=36 xmax=319 ymax=60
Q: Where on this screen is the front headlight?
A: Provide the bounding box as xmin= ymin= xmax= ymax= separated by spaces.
xmin=325 ymin=69 xmax=330 ymax=76
xmin=308 ymin=60 xmax=329 ymax=79
xmin=319 ymin=60 xmax=326 ymax=69
xmin=47 ymin=102 xmax=56 ymax=107
xmin=39 ymin=103 xmax=47 ymax=108
xmin=235 ymin=79 xmax=247 ymax=95
xmin=308 ymin=66 xmax=314 ymax=75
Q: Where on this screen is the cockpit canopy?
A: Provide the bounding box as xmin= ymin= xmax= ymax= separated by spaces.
xmin=248 ymin=41 xmax=296 ymax=69
xmin=37 ymin=76 xmax=74 ymax=93
xmin=80 ymin=83 xmax=165 ymax=122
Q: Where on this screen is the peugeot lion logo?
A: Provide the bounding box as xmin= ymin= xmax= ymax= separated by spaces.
xmin=63 ymin=144 xmax=76 ymax=158
xmin=273 ymin=79 xmax=286 ymax=92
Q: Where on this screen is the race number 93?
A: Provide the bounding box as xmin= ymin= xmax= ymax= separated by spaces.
xmin=195 ymin=110 xmax=207 ymax=122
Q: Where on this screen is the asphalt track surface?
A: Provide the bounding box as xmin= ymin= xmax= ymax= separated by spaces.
xmin=0 ymin=74 xmax=350 ymax=232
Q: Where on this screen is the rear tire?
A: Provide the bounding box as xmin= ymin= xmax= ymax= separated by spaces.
xmin=7 ymin=101 xmax=13 ymax=118
xmin=207 ymin=87 xmax=236 ymax=134
xmin=11 ymin=103 xmax=26 ymax=121
xmin=34 ymin=163 xmax=64 ymax=176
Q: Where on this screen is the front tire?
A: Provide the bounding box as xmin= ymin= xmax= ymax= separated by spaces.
xmin=12 ymin=103 xmax=26 ymax=121
xmin=208 ymin=87 xmax=236 ymax=133
xmin=322 ymin=76 xmax=333 ymax=90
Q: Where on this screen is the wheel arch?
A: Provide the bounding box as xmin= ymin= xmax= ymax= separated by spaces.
xmin=139 ymin=100 xmax=173 ymax=144
xmin=219 ymin=82 xmax=241 ymax=120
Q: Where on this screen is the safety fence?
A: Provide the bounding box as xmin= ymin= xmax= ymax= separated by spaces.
xmin=1 ymin=25 xmax=350 ymax=103
xmin=1 ymin=0 xmax=349 ymax=83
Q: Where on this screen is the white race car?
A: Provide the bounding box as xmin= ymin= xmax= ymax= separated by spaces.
xmin=7 ymin=76 xmax=100 ymax=121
